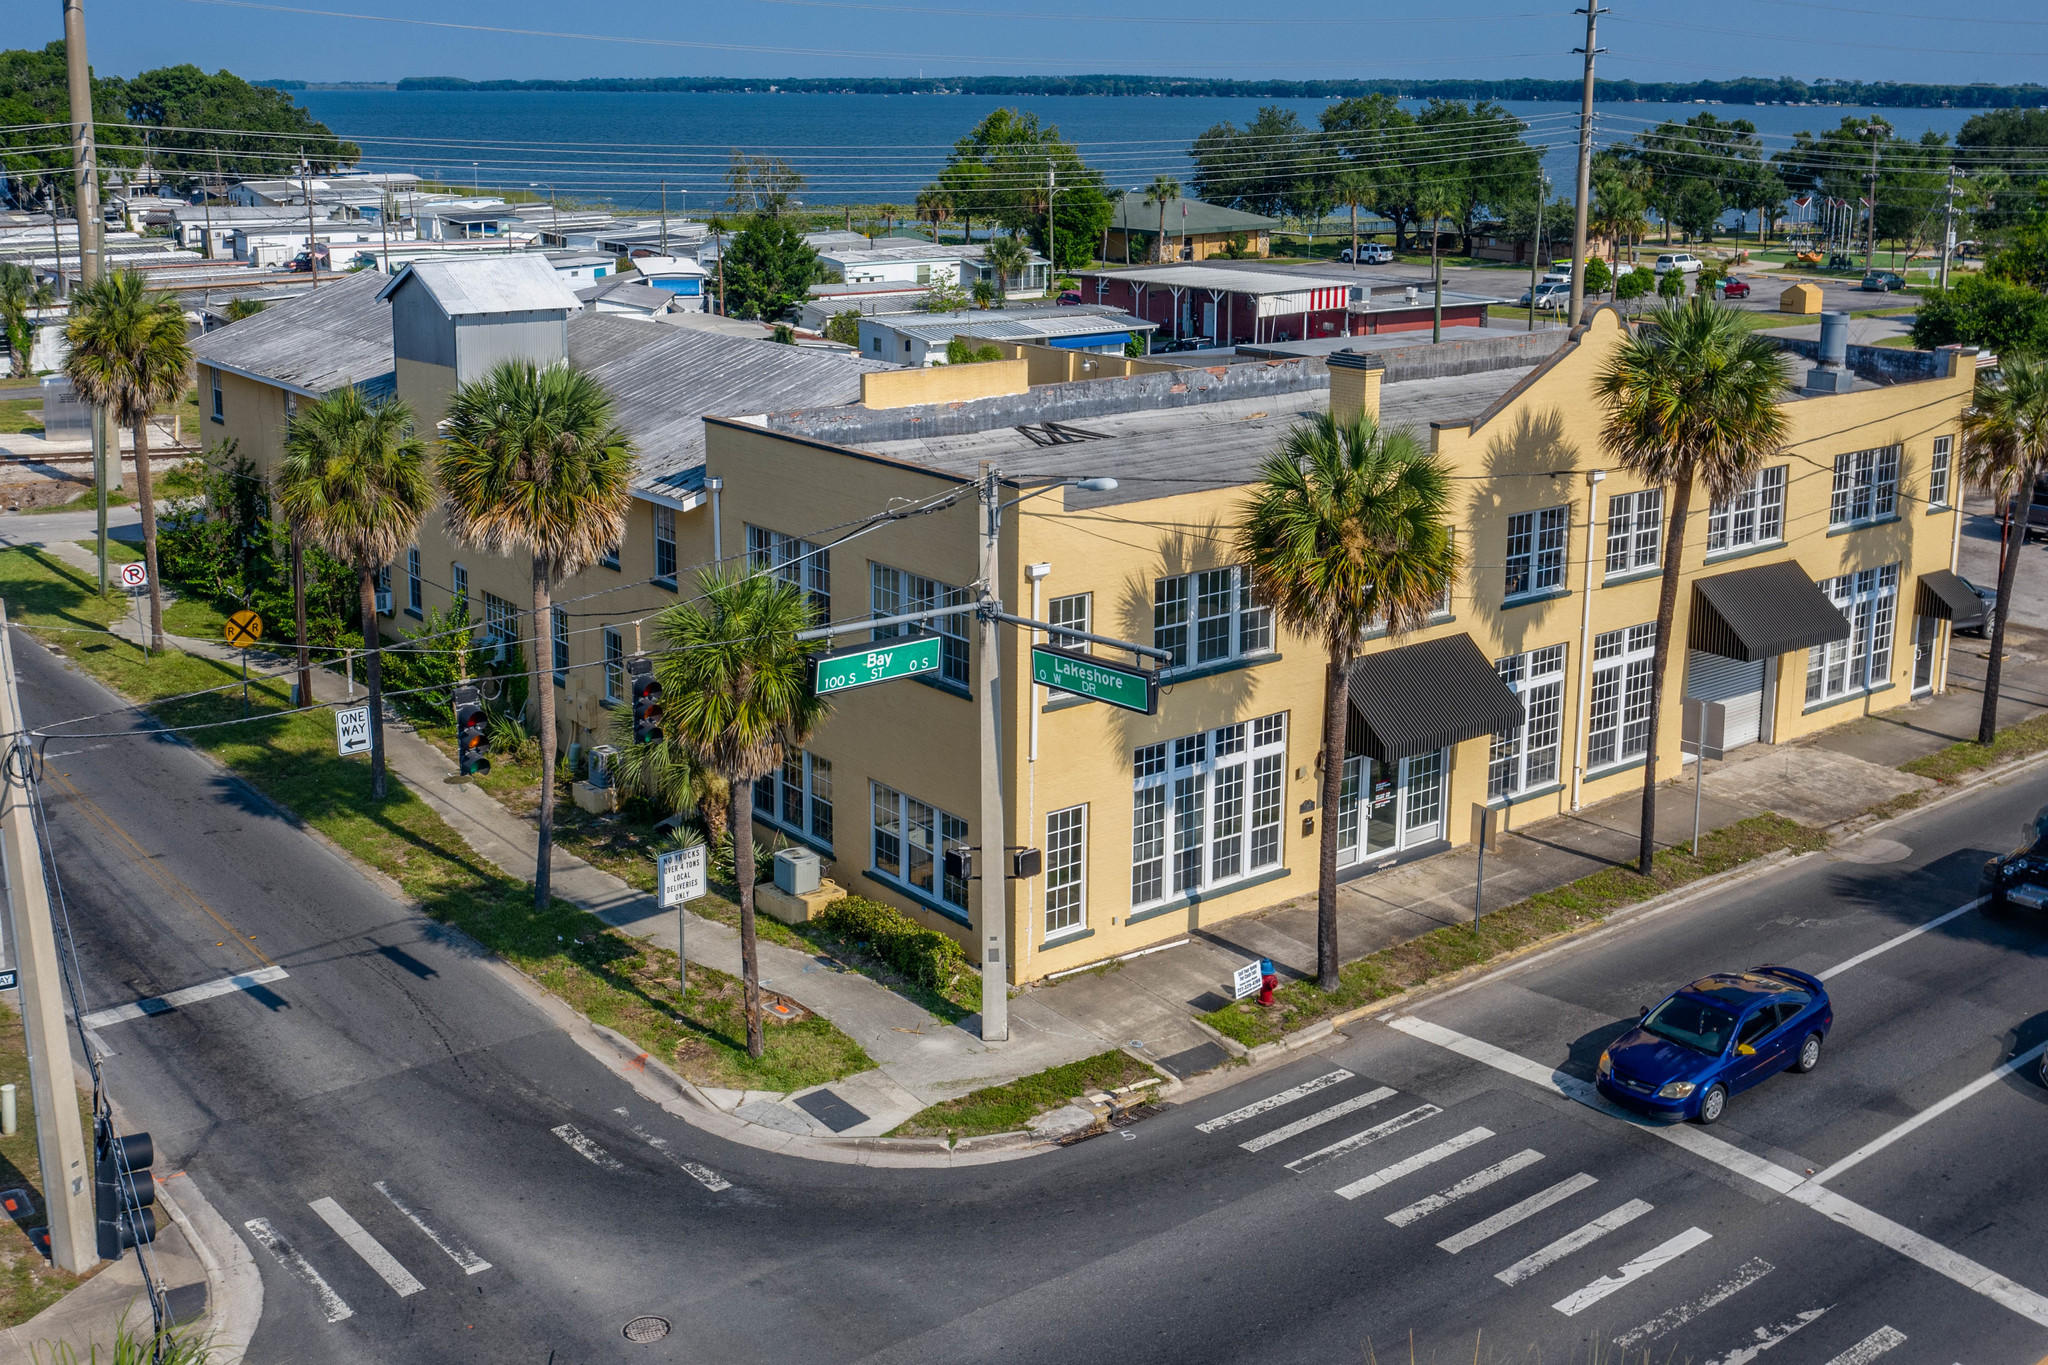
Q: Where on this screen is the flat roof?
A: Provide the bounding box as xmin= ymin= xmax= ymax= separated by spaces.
xmin=873 ymin=306 xmax=1153 ymax=343
xmin=1078 ymin=264 xmax=1356 ymax=295
xmin=1241 ymin=325 xmax=1562 ymax=359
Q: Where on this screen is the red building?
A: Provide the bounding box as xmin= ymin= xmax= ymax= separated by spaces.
xmin=1075 ymin=264 xmax=1498 ymax=347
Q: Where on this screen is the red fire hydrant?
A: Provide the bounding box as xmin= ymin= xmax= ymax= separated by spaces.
xmin=1258 ymin=958 xmax=1277 ymax=1006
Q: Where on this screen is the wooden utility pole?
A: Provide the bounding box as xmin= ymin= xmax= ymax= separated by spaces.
xmin=1568 ymin=1 xmax=1604 ymax=328
xmin=63 ymin=0 xmax=111 ymax=599
xmin=301 ymin=153 xmax=319 ymax=287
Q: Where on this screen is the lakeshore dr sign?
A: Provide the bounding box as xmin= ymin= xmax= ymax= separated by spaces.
xmin=1030 ymin=645 xmax=1157 ymax=715
xmin=813 ymin=632 xmax=943 ymax=696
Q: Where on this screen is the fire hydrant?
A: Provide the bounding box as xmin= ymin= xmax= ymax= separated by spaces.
xmin=1258 ymin=958 xmax=1277 ymax=1006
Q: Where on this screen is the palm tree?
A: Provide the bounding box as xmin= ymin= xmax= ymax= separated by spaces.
xmin=655 ymin=568 xmax=827 ymax=1058
xmin=1413 ymin=179 xmax=1461 ymax=344
xmin=1958 ymin=353 xmax=2048 ymax=745
xmin=277 ymin=386 xmax=432 ymax=800
xmin=984 ymin=234 xmax=1029 ymax=306
xmin=1595 ymin=298 xmax=1792 ymax=874
xmin=914 ymin=187 xmax=954 ymax=244
xmin=0 ymin=263 xmax=52 ymax=376
xmin=1144 ymin=175 xmax=1181 ymax=264
xmin=63 ymin=270 xmax=191 ymax=646
xmin=440 ymin=360 xmax=636 ymax=913
xmin=1334 ymin=169 xmax=1374 ymax=271
xmin=1236 ymin=411 xmax=1458 ymax=991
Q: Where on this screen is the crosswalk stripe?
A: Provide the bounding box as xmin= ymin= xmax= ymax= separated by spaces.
xmin=1439 ymin=1171 xmax=1597 ymax=1253
xmin=1197 ymin=1070 xmax=1356 ymax=1133
xmin=1822 ymin=1327 xmax=1907 ymax=1365
xmin=1240 ymin=1087 xmax=1396 ymax=1153
xmin=1284 ymin=1104 xmax=1440 ymax=1173
xmin=1388 ymin=1149 xmax=1545 ymax=1227
xmin=243 ymin=1217 xmax=354 ymax=1323
xmin=309 ymin=1197 xmax=424 ymax=1298
xmin=81 ymin=965 xmax=290 ymax=1030
xmin=1614 ymin=1257 xmax=1774 ymax=1348
xmin=1552 ymin=1226 xmax=1712 ymax=1317
xmin=618 ymin=1114 xmax=735 ymax=1193
xmin=1334 ymin=1127 xmax=1493 ymax=1201
xmin=374 ymin=1182 xmax=491 ymax=1275
xmin=1703 ymin=1308 xmax=1832 ymax=1365
xmin=552 ymin=1122 xmax=623 ymax=1171
xmin=1495 ymin=1199 xmax=1653 ymax=1286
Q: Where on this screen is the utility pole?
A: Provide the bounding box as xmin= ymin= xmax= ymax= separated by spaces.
xmin=1939 ymin=163 xmax=1960 ymax=291
xmin=1861 ymin=121 xmax=1884 ymax=271
xmin=0 ymin=603 xmax=97 ymax=1273
xmin=659 ymin=180 xmax=669 ymax=257
xmin=63 ymin=0 xmax=112 ymax=599
xmin=1045 ymin=166 xmax=1056 ymax=295
xmin=300 ymin=153 xmax=319 ymax=288
xmin=1568 ymin=1 xmax=1605 ymax=329
xmin=976 ymin=463 xmax=1009 ymax=1044
xmin=1530 ymin=169 xmax=1547 ymax=333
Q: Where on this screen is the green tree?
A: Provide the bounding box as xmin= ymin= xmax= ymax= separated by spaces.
xmin=63 ymin=270 xmax=190 ymax=644
xmin=824 ymin=308 xmax=863 ymax=347
xmin=1657 ymin=267 xmax=1687 ymax=300
xmin=1414 ymin=177 xmax=1462 ymax=343
xmin=123 ymin=63 xmax=359 ymax=186
xmin=1986 ymin=206 xmax=2048 ymax=290
xmin=1412 ymin=100 xmax=1539 ymax=253
xmin=1143 ymin=176 xmax=1181 ymax=264
xmin=1908 ymin=274 xmax=2048 ymax=353
xmin=1957 ymin=109 xmax=2048 ymax=231
xmin=277 ymin=386 xmax=431 ymax=800
xmin=1235 ymin=412 xmax=1457 ymax=990
xmin=1668 ymin=178 xmax=1729 ymax=243
xmin=915 ymin=187 xmax=954 ymax=242
xmin=1191 ymin=106 xmax=1310 ymax=218
xmin=1319 ymin=94 xmax=1416 ymax=246
xmin=654 ymin=568 xmax=828 ymax=1057
xmin=1958 ymin=354 xmax=2048 ymax=747
xmin=439 ymin=361 xmax=636 ymax=912
xmin=0 ymin=263 xmax=50 ymax=375
xmin=723 ymin=150 xmax=805 ymax=216
xmin=983 ymin=234 xmax=1030 ymax=304
xmin=1595 ymin=299 xmax=1792 ymax=873
xmin=930 ymin=108 xmax=1108 ymax=246
xmin=1333 ymin=169 xmax=1375 ymax=269
xmin=721 ymin=213 xmax=824 ymax=320
xmin=223 ymin=297 xmax=267 ymax=322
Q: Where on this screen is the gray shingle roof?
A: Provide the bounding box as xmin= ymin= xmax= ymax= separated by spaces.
xmin=377 ymin=255 xmax=582 ymax=317
xmin=1108 ymin=197 xmax=1280 ymax=235
xmin=190 ymin=271 xmax=393 ymax=397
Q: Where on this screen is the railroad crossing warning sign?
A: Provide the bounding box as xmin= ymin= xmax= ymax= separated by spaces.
xmin=224 ymin=610 xmax=264 ymax=646
xmin=334 ymin=704 xmax=372 ymax=756
xmin=117 ymin=562 xmax=148 ymax=590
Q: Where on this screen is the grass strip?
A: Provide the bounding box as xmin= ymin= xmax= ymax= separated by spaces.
xmin=0 ymin=546 xmax=871 ymax=1093
xmin=888 ymin=1050 xmax=1158 ymax=1141
xmin=1202 ymin=813 xmax=1828 ymax=1049
xmin=1900 ymin=708 xmax=2048 ymax=784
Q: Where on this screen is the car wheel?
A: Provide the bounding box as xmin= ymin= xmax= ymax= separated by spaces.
xmin=1794 ymin=1031 xmax=1823 ymax=1074
xmin=1695 ymin=1083 xmax=1729 ymax=1125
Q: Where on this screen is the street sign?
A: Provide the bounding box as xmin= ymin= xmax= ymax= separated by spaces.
xmin=813 ymin=632 xmax=942 ymax=695
xmin=1030 ymin=644 xmax=1157 ymax=715
xmin=117 ymin=562 xmax=147 ymax=590
xmin=0 ymin=970 xmax=17 ymax=991
xmin=1231 ymin=959 xmax=1263 ymax=1001
xmin=224 ymin=610 xmax=264 ymax=646
xmin=658 ymin=845 xmax=707 ymax=908
xmin=334 ymin=704 xmax=371 ymax=756
xmin=1681 ymin=697 xmax=1726 ymax=761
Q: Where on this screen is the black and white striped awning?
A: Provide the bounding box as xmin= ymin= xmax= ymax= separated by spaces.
xmin=1689 ymin=560 xmax=1851 ymax=662
xmin=1346 ymin=634 xmax=1525 ymax=762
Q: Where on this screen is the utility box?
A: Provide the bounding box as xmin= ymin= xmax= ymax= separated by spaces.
xmin=1779 ymin=281 xmax=1824 ymax=315
xmin=774 ymin=846 xmax=822 ymax=895
xmin=757 ymin=877 xmax=845 ymax=926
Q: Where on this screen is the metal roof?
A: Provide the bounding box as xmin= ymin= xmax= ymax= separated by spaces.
xmin=1108 ymin=197 xmax=1279 ymax=235
xmin=190 ymin=270 xmax=393 ymax=398
xmin=875 ymin=306 xmax=1154 ymax=344
xmin=1345 ymin=634 xmax=1524 ymax=762
xmin=377 ymin=255 xmax=582 ymax=317
xmin=1689 ymin=560 xmax=1850 ymax=662
xmin=1079 ymin=264 xmax=1355 ymax=295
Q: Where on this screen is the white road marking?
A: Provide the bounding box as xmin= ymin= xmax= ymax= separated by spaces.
xmin=1809 ymin=1040 xmax=2048 ymax=1186
xmin=1197 ymin=1070 xmax=1356 ymax=1133
xmin=1552 ymin=1225 xmax=1712 ymax=1316
xmin=1389 ymin=1014 xmax=2048 ymax=1328
xmin=1703 ymin=1308 xmax=1832 ymax=1365
xmin=551 ymin=1123 xmax=623 ymax=1171
xmin=81 ymin=965 xmax=289 ymax=1029
xmin=1387 ymin=1149 xmax=1545 ymax=1227
xmin=308 ymin=1197 xmax=424 ymax=1298
xmin=1818 ymin=900 xmax=1980 ymax=979
xmin=1821 ymin=1326 xmax=1908 ymax=1365
xmin=373 ymin=1181 xmax=491 ymax=1275
xmin=1614 ymin=1256 xmax=1774 ymax=1347
xmin=1495 ymin=1198 xmax=1652 ymax=1286
xmin=1283 ymin=1104 xmax=1439 ymax=1173
xmin=243 ymin=1217 xmax=354 ymax=1323
xmin=1334 ymin=1126 xmax=1493 ymax=1201
xmin=1240 ymin=1087 xmax=1396 ymax=1152
xmin=1437 ymin=1172 xmax=1598 ymax=1253
xmin=613 ymin=1112 xmax=733 ymax=1193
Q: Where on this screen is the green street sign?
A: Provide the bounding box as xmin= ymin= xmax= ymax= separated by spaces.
xmin=1031 ymin=645 xmax=1157 ymax=715
xmin=814 ymin=632 xmax=943 ymax=695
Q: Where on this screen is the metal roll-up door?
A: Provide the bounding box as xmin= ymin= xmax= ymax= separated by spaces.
xmin=1685 ymin=650 xmax=1766 ymax=749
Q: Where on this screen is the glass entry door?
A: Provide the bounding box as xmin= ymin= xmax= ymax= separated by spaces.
xmin=1912 ymin=616 xmax=1939 ymax=693
xmin=1338 ymin=750 xmax=1445 ymax=864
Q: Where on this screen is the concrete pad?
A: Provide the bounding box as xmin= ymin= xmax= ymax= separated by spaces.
xmin=700 ymin=1087 xmax=744 ymax=1112
xmin=1026 ymin=1103 xmax=1098 ymax=1137
xmin=1702 ymin=744 xmax=1930 ymax=827
xmin=809 ymin=1069 xmax=925 ymax=1137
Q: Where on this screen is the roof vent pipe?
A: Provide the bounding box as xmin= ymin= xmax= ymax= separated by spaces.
xmin=1818 ymin=310 xmax=1849 ymax=369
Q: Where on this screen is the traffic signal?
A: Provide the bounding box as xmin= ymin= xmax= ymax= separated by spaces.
xmin=628 ymin=658 xmax=663 ymax=745
xmin=454 ymin=684 xmax=491 ymax=777
xmin=94 ymin=1121 xmax=156 ymax=1261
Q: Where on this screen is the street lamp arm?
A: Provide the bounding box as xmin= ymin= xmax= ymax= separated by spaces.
xmin=991 ymin=610 xmax=1170 ymax=663
xmin=996 ymin=475 xmax=1118 ymax=515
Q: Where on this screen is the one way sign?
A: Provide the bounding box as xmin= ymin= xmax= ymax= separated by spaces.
xmin=334 ymin=704 xmax=372 ymax=756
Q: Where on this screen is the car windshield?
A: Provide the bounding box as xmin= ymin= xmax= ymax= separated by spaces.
xmin=1641 ymin=995 xmax=1739 ymax=1055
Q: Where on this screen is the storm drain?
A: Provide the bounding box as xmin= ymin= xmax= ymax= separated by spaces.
xmin=623 ymin=1316 xmax=672 ymax=1343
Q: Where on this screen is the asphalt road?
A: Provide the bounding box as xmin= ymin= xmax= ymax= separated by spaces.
xmin=25 ymin=614 xmax=2048 ymax=1365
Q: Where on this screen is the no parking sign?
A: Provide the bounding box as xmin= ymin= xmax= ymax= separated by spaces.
xmin=117 ymin=562 xmax=147 ymax=589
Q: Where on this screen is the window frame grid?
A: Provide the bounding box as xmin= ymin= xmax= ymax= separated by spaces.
xmin=1044 ymin=805 xmax=1087 ymax=938
xmin=1929 ymin=435 xmax=1953 ymax=509
xmin=405 ymin=546 xmax=423 ymax=614
xmin=1153 ymin=567 xmax=1273 ymax=672
xmin=1489 ymin=644 xmax=1568 ymax=799
xmin=1505 ymin=505 xmax=1570 ymax=598
xmin=868 ymin=781 xmax=968 ymax=914
xmin=1829 ymin=445 xmax=1902 ymax=528
xmin=1806 ymin=564 xmax=1900 ymax=704
xmin=871 ymin=563 xmax=971 ymax=689
xmin=1587 ymin=622 xmax=1657 ymax=771
xmin=1707 ymin=466 xmax=1787 ymax=553
xmin=1604 ymin=490 xmax=1662 ymax=577
xmin=551 ymin=606 xmax=568 ymax=678
xmin=654 ymin=505 xmax=678 ymax=584
xmin=1132 ymin=713 xmax=1287 ymax=909
xmin=602 ymin=628 xmax=625 ymax=703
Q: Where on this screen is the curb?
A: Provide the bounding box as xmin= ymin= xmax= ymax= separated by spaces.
xmin=153 ymin=1175 xmax=261 ymax=1364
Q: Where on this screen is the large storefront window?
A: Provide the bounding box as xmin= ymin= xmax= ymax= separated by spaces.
xmin=1131 ymin=714 xmax=1285 ymax=908
xmin=870 ymin=783 xmax=968 ymax=915
xmin=1491 ymin=644 xmax=1567 ymax=798
xmin=1807 ymin=565 xmax=1898 ymax=704
xmin=1588 ymin=623 xmax=1656 ymax=771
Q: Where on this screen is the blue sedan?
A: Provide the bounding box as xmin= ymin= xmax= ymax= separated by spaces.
xmin=1595 ymin=967 xmax=1833 ymax=1124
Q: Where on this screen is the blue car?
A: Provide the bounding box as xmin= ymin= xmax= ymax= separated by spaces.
xmin=1595 ymin=967 xmax=1832 ymax=1125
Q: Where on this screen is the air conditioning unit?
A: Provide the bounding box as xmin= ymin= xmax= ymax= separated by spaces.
xmin=774 ymin=846 xmax=822 ymax=896
xmin=374 ymin=589 xmax=393 ymax=614
xmin=586 ymin=744 xmax=619 ymax=789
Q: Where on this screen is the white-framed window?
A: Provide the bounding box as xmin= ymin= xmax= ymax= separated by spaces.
xmin=1044 ymin=805 xmax=1087 ymax=937
xmin=1505 ymin=506 xmax=1569 ymax=597
xmin=1829 ymin=445 xmax=1900 ymax=527
xmin=1929 ymin=435 xmax=1953 ymax=509
xmin=1587 ymin=622 xmax=1657 ymax=770
xmin=551 ymin=607 xmax=568 ymax=678
xmin=603 ymin=628 xmax=624 ymax=702
xmin=1153 ymin=567 xmax=1272 ymax=671
xmin=654 ymin=505 xmax=678 ymax=583
xmin=1806 ymin=564 xmax=1899 ymax=704
xmin=747 ymin=524 xmax=830 ymax=619
xmin=405 ymin=546 xmax=422 ymax=614
xmin=756 ymin=750 xmax=834 ymax=846
xmin=1047 ymin=592 xmax=1090 ymax=650
xmin=209 ymin=368 xmax=223 ymax=421
xmin=1604 ymin=490 xmax=1661 ymax=576
xmin=451 ymin=562 xmax=469 ymax=614
xmin=1491 ymin=644 xmax=1568 ymax=798
xmin=870 ymin=782 xmax=968 ymax=914
xmin=1131 ymin=713 xmax=1286 ymax=908
xmin=481 ymin=592 xmax=518 ymax=647
xmin=871 ymin=563 xmax=970 ymax=688
xmin=1707 ymin=466 xmax=1787 ymax=553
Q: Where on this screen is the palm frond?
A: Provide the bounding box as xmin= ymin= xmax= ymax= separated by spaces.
xmin=61 ymin=271 xmax=191 ymax=426
xmin=654 ymin=568 xmax=827 ymax=786
xmin=276 ymin=386 xmax=434 ymax=571
xmin=1960 ymin=351 xmax=2048 ymax=499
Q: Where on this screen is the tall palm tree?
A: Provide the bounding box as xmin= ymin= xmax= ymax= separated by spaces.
xmin=0 ymin=263 xmax=52 ymax=377
xmin=1334 ymin=169 xmax=1374 ymax=271
xmin=1596 ymin=298 xmax=1792 ymax=874
xmin=1413 ymin=179 xmax=1461 ymax=344
xmin=655 ymin=568 xmax=827 ymax=1057
xmin=1958 ymin=353 xmax=2048 ymax=745
xmin=1236 ymin=412 xmax=1458 ymax=991
xmin=63 ymin=270 xmax=191 ymax=646
xmin=277 ymin=386 xmax=432 ymax=800
xmin=440 ymin=360 xmax=636 ymax=913
xmin=1144 ymin=176 xmax=1181 ymax=264
xmin=914 ymin=187 xmax=954 ymax=243
xmin=984 ymin=234 xmax=1029 ymax=306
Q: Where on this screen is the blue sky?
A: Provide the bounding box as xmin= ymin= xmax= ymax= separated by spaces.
xmin=55 ymin=0 xmax=2048 ymax=86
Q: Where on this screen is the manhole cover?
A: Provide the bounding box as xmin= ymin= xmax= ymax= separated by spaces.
xmin=623 ymin=1316 xmax=671 ymax=1343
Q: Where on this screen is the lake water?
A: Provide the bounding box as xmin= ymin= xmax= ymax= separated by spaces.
xmin=295 ymin=90 xmax=1984 ymax=212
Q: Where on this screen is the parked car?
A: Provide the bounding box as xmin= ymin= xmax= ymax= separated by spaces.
xmin=1979 ymin=806 xmax=2048 ymax=915
xmin=1654 ymin=252 xmax=1703 ymax=276
xmin=1056 ymin=291 xmax=1082 ymax=306
xmin=1517 ymin=281 xmax=1572 ymax=310
xmin=1596 ymin=967 xmax=1832 ymax=1124
xmin=1953 ymin=577 xmax=1996 ymax=637
xmin=1721 ymin=277 xmax=1752 ymax=300
xmin=1860 ymin=270 xmax=1905 ymax=293
xmin=1340 ymin=243 xmax=1394 ymax=264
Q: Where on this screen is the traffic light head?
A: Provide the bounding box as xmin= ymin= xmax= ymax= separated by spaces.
xmin=94 ymin=1126 xmax=156 ymax=1261
xmin=628 ymin=658 xmax=663 ymax=746
xmin=453 ymin=684 xmax=491 ymax=777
